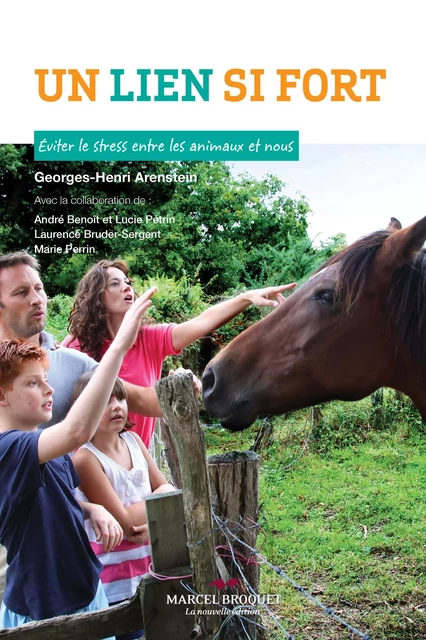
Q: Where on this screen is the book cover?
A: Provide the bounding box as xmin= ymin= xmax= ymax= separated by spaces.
xmin=1 ymin=2 xmax=425 ymax=639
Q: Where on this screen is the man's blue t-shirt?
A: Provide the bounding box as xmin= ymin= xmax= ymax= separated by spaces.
xmin=0 ymin=430 xmax=102 ymax=620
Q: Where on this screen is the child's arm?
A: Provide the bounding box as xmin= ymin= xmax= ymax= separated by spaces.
xmin=73 ymin=449 xmax=148 ymax=538
xmin=78 ymin=501 xmax=123 ymax=553
xmin=38 ymin=288 xmax=157 ymax=464
xmin=72 ymin=441 xmax=174 ymax=539
xmin=132 ymin=433 xmax=174 ymax=494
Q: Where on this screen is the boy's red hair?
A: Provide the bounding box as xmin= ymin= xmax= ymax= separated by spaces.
xmin=0 ymin=340 xmax=48 ymax=390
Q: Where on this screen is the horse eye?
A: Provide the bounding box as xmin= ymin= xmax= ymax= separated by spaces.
xmin=316 ymin=289 xmax=335 ymax=305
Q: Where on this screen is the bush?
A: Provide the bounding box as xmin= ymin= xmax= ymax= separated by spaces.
xmin=370 ymin=389 xmax=424 ymax=432
xmin=310 ymin=390 xmax=425 ymax=455
xmin=311 ymin=400 xmax=373 ymax=454
xmin=46 ymin=294 xmax=74 ymax=341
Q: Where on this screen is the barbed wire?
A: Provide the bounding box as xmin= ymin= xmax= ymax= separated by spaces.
xmin=212 ymin=510 xmax=295 ymax=639
xmin=213 ymin=512 xmax=371 ymax=640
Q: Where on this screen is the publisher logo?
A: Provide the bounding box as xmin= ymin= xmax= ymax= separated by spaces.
xmin=208 ymin=578 xmax=239 ymax=590
xmin=166 ymin=592 xmax=280 ymax=617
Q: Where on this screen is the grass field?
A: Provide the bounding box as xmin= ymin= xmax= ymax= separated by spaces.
xmin=203 ymin=395 xmax=426 ymax=639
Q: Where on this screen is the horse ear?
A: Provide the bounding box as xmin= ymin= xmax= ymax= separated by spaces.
xmin=377 ymin=215 xmax=426 ymax=272
xmin=385 ymin=217 xmax=402 ymax=232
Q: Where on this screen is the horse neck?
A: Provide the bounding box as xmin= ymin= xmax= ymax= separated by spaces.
xmin=390 ymin=354 xmax=426 ymax=422
xmin=404 ymin=388 xmax=426 ymax=422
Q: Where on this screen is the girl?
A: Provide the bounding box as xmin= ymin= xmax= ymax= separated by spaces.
xmin=72 ymin=371 xmax=175 ymax=640
xmin=66 ymin=259 xmax=296 ymax=447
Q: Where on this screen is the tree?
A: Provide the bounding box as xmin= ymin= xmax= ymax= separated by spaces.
xmin=1 ymin=148 xmax=312 ymax=296
xmin=0 ymin=145 xmax=178 ymax=294
xmin=109 ymin=162 xmax=311 ymax=294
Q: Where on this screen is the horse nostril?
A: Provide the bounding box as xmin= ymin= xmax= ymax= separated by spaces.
xmin=202 ymin=366 xmax=216 ymax=397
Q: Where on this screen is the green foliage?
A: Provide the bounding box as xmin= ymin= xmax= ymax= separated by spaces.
xmin=138 ymin=272 xmax=207 ymax=324
xmin=45 ymin=294 xmax=74 ymax=341
xmin=311 ymin=400 xmax=373 ymax=454
xmin=311 ymin=391 xmax=424 ymax=455
xmin=1 ymin=149 xmax=313 ymax=297
xmin=0 ymin=144 xmax=26 ymax=175
xmin=111 ymin=162 xmax=313 ymax=295
xmin=44 ymin=254 xmax=96 ymax=296
xmin=244 ymin=232 xmax=347 ymax=289
xmin=370 ymin=390 xmax=425 ymax=432
xmin=138 ymin=273 xmax=208 ymax=373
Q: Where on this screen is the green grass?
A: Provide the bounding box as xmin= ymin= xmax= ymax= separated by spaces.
xmin=204 ymin=398 xmax=426 ymax=639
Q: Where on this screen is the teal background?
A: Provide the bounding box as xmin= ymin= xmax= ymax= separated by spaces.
xmin=34 ymin=131 xmax=299 ymax=161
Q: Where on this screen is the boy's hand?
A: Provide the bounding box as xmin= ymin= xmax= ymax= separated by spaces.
xmin=114 ymin=287 xmax=157 ymax=352
xmin=243 ymin=283 xmax=297 ymax=308
xmin=89 ymin=504 xmax=123 ymax=553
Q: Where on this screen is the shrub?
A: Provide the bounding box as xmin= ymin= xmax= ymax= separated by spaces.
xmin=46 ymin=294 xmax=74 ymax=341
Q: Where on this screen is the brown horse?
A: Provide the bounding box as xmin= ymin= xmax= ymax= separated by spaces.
xmin=203 ymin=216 xmax=426 ymax=430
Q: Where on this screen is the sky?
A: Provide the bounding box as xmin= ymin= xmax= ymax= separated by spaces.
xmin=230 ymin=145 xmax=426 ymax=245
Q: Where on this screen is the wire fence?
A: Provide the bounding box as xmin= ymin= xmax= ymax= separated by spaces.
xmin=150 ymin=415 xmax=372 ymax=639
xmin=207 ymin=511 xmax=371 ymax=640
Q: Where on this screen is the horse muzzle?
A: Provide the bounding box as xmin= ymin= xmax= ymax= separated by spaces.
xmin=202 ymin=363 xmax=258 ymax=431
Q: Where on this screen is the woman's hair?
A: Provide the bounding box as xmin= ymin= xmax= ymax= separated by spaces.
xmin=71 ymin=370 xmax=134 ymax=431
xmin=68 ymin=260 xmax=138 ymax=361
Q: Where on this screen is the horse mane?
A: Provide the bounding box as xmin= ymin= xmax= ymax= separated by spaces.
xmin=316 ymin=230 xmax=426 ymax=369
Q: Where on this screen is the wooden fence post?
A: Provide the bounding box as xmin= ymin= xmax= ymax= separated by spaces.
xmin=160 ymin=417 xmax=183 ymax=489
xmin=146 ymin=489 xmax=188 ymax=572
xmin=154 ymin=373 xmax=221 ymax=639
xmin=208 ymin=451 xmax=260 ymax=590
xmin=251 ymin=417 xmax=274 ymax=452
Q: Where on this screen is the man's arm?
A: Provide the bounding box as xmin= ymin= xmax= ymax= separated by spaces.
xmin=171 ymin=283 xmax=297 ymax=351
xmin=123 ymin=381 xmax=163 ymax=417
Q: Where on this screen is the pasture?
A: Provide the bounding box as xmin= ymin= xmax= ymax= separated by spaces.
xmin=203 ymin=395 xmax=426 ymax=639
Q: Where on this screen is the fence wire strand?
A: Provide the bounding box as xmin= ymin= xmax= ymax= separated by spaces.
xmin=211 ymin=511 xmax=371 ymax=640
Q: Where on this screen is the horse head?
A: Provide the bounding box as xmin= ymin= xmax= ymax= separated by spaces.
xmin=203 ymin=216 xmax=426 ymax=430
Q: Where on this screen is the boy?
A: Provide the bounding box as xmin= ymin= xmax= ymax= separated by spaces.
xmin=0 ymin=287 xmax=155 ymax=629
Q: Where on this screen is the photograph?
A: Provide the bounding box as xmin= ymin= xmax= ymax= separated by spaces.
xmin=1 ymin=2 xmax=425 ymax=639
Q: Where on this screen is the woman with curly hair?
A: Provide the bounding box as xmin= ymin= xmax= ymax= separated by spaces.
xmin=66 ymin=259 xmax=296 ymax=447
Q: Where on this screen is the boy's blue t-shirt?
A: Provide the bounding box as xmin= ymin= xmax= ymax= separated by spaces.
xmin=0 ymin=430 xmax=102 ymax=620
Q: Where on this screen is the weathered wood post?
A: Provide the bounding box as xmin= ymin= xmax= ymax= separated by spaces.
xmin=143 ymin=490 xmax=194 ymax=639
xmin=154 ymin=373 xmax=221 ymax=639
xmin=160 ymin=417 xmax=183 ymax=489
xmin=208 ymin=451 xmax=260 ymax=589
xmin=251 ymin=416 xmax=274 ymax=452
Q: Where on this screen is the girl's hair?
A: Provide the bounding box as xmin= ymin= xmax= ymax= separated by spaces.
xmin=71 ymin=370 xmax=135 ymax=431
xmin=68 ymin=260 xmax=139 ymax=361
